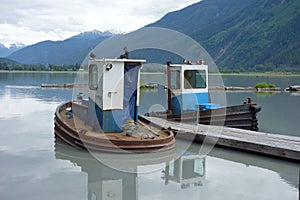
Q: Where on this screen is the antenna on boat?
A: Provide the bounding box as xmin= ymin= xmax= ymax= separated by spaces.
xmin=197 ymin=60 xmax=205 ymax=65
xmin=183 ymin=59 xmax=192 ymax=64
xmin=120 ymin=47 xmax=129 ymax=59
xmin=89 ymin=52 xmax=96 ymax=59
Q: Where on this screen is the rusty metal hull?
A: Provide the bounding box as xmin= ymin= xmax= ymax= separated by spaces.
xmin=54 ymin=102 xmax=175 ymax=153
xmin=147 ymin=104 xmax=261 ymax=131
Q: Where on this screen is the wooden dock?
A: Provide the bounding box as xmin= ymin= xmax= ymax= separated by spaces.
xmin=141 ymin=115 xmax=300 ymax=162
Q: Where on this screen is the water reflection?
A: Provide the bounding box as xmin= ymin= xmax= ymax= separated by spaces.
xmin=285 ymin=91 xmax=300 ymax=96
xmin=162 ymin=151 xmax=205 ymax=189
xmin=254 ymin=91 xmax=278 ymax=97
xmin=54 ymin=137 xmax=207 ymax=200
xmin=55 ymin=137 xmax=138 ymax=200
xmin=0 ymin=87 xmax=72 ymax=120
xmin=208 ymin=146 xmax=300 ymax=189
xmin=54 ymin=137 xmax=300 ymax=200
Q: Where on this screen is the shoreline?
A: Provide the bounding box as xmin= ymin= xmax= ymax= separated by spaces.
xmin=0 ymin=70 xmax=84 ymax=74
xmin=1 ymin=70 xmax=299 ymax=76
xmin=212 ymin=72 xmax=300 ymax=77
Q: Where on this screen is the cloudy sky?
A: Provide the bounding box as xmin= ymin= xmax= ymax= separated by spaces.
xmin=0 ymin=0 xmax=200 ymax=47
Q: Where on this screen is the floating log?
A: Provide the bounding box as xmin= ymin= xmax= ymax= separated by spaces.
xmin=140 ymin=83 xmax=158 ymax=89
xmin=42 ymin=83 xmax=158 ymax=89
xmin=255 ymin=87 xmax=281 ymax=92
xmin=225 ymin=86 xmax=255 ymax=91
xmin=285 ymin=85 xmax=300 ymax=92
xmin=209 ymin=86 xmax=281 ymax=92
xmin=41 ymin=83 xmax=88 ymax=88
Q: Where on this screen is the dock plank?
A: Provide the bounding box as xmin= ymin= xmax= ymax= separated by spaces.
xmin=141 ymin=115 xmax=300 ymax=161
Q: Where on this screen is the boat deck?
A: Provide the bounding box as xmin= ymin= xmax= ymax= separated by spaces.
xmin=60 ymin=109 xmax=170 ymax=142
xmin=141 ymin=115 xmax=300 ymax=161
xmin=54 ymin=102 xmax=175 ymax=153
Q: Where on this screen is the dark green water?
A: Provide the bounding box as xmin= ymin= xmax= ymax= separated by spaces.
xmin=0 ymin=72 xmax=299 ymax=200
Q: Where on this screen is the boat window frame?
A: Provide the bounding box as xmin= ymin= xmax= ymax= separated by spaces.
xmin=183 ymin=69 xmax=207 ymax=89
xmin=170 ymin=69 xmax=181 ymax=90
xmin=89 ymin=64 xmax=98 ymax=90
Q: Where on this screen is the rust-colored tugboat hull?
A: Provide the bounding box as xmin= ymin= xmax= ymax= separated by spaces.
xmin=54 ymin=102 xmax=175 ymax=153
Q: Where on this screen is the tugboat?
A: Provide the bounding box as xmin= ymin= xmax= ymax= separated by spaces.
xmin=54 ymin=54 xmax=175 ymax=153
xmin=146 ymin=61 xmax=261 ymax=131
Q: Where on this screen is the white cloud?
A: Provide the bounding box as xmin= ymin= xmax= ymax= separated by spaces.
xmin=0 ymin=0 xmax=200 ymax=47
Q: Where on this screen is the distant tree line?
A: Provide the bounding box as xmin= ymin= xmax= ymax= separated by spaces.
xmin=141 ymin=65 xmax=165 ymax=73
xmin=0 ymin=62 xmax=81 ymax=71
xmin=218 ymin=64 xmax=300 ymax=73
xmin=0 ymin=59 xmax=299 ymax=73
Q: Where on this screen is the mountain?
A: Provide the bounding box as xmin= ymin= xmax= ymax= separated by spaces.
xmin=6 ymin=1 xmax=300 ymax=71
xmin=0 ymin=57 xmax=21 ymax=70
xmin=148 ymin=0 xmax=300 ymax=71
xmin=0 ymin=42 xmax=25 ymax=57
xmin=0 ymin=57 xmax=19 ymax=64
xmin=7 ymin=30 xmax=114 ymax=65
xmin=147 ymin=0 xmax=254 ymax=34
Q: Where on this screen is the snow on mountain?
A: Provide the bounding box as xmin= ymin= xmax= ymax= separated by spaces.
xmin=0 ymin=42 xmax=25 ymax=57
xmin=70 ymin=30 xmax=115 ymax=40
xmin=7 ymin=30 xmax=115 ymax=64
xmin=0 ymin=43 xmax=5 ymax=48
xmin=9 ymin=42 xmax=25 ymax=50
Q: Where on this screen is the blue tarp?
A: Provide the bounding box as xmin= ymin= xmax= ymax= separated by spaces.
xmin=123 ymin=64 xmax=140 ymax=122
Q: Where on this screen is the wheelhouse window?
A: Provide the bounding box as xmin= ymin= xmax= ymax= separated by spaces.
xmin=170 ymin=70 xmax=180 ymax=89
xmin=184 ymin=70 xmax=206 ymax=89
xmin=89 ymin=64 xmax=98 ymax=90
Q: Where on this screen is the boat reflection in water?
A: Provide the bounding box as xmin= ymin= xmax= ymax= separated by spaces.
xmin=55 ymin=137 xmax=138 ymax=200
xmin=162 ymin=151 xmax=206 ymax=189
xmin=54 ymin=137 xmax=206 ymax=200
xmin=54 ymin=137 xmax=300 ymax=200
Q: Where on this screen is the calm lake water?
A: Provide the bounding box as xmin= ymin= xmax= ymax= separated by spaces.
xmin=0 ymin=72 xmax=299 ymax=200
